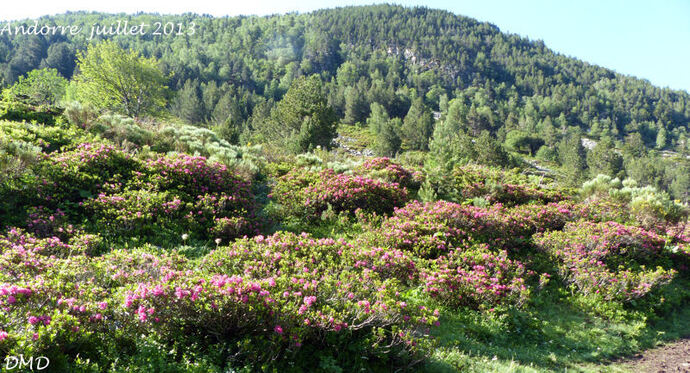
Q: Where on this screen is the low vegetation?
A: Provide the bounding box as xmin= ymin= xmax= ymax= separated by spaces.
xmin=0 ymin=108 xmax=688 ymax=371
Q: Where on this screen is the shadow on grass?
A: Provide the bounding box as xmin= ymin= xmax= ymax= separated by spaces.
xmin=421 ymin=279 xmax=690 ymax=372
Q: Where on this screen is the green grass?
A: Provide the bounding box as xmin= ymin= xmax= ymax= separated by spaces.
xmin=418 ymin=284 xmax=690 ymax=372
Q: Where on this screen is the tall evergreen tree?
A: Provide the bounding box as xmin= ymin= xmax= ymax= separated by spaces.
xmin=366 ymin=102 xmax=390 ymax=135
xmin=656 ymin=126 xmax=668 ymax=150
xmin=40 ymin=42 xmax=75 ymax=78
xmin=272 ymin=75 xmax=338 ymax=152
xmin=401 ymin=97 xmax=434 ymax=151
xmin=558 ymin=131 xmax=588 ymax=185
xmin=587 ymin=136 xmax=623 ymax=177
xmin=343 ymin=86 xmax=368 ymax=125
xmin=172 ymin=79 xmax=204 ymax=123
xmin=475 ymin=131 xmax=511 ymax=167
xmin=374 ymin=117 xmax=402 ymax=157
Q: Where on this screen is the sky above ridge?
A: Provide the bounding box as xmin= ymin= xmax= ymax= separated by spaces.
xmin=2 ymin=0 xmax=689 ymax=93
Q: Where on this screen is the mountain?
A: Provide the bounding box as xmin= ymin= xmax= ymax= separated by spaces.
xmin=0 ymin=5 xmax=688 ymax=196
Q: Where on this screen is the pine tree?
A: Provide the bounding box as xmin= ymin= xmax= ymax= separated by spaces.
xmin=343 ymin=86 xmax=368 ymax=125
xmin=656 ymin=126 xmax=668 ymax=150
xmin=475 ymin=131 xmax=511 ymax=167
xmin=40 ymin=42 xmax=75 ymax=78
xmin=441 ymin=99 xmax=468 ymax=135
xmin=540 ymin=117 xmax=558 ymax=146
xmin=273 ymin=75 xmax=338 ymax=152
xmin=438 ymin=93 xmax=449 ymax=117
xmin=504 ymin=130 xmax=544 ymax=155
xmin=558 ymin=131 xmax=588 ymax=185
xmin=623 ymin=133 xmax=647 ymax=158
xmin=401 ymin=97 xmax=434 ymax=150
xmin=212 ymin=91 xmax=244 ymax=144
xmin=366 ymin=102 xmax=390 ymax=135
xmin=587 ymin=136 xmax=623 ymax=177
xmin=374 ymin=117 xmax=402 ymax=157
xmin=172 ymin=79 xmax=204 ymax=123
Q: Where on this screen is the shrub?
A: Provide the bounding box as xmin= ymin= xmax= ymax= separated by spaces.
xmin=81 ymin=154 xmax=260 ymax=243
xmin=271 ymin=168 xmax=408 ymax=221
xmin=450 ymin=165 xmax=567 ymax=206
xmin=365 ymin=200 xmax=576 ymax=258
xmin=18 ymin=148 xmax=260 ymax=245
xmin=535 ymin=145 xmax=557 ymax=162
xmin=143 ymin=232 xmax=438 ymax=367
xmin=0 ymin=230 xmax=114 ymax=363
xmin=141 ymin=154 xmax=250 ymax=196
xmin=575 ymin=198 xmax=632 ymax=224
xmin=534 ymin=221 xmax=677 ymax=302
xmin=35 ymin=142 xmax=139 ymax=206
xmin=63 ymin=101 xmax=99 ymax=129
xmin=424 ymin=163 xmax=568 ymax=206
xmin=344 ymin=246 xmax=419 ymax=285
xmin=88 ymin=113 xmax=155 ymax=150
xmin=581 ymin=175 xmax=687 ymax=227
xmin=83 ymin=189 xmax=185 ymax=240
xmin=0 ymin=134 xmax=41 ymax=182
xmin=0 ymin=120 xmax=88 ymax=153
xmin=354 ymin=157 xmax=421 ymax=190
xmin=0 ymin=98 xmax=60 ymax=125
xmin=421 ymin=243 xmax=539 ymax=309
xmin=0 ymin=229 xmax=439 ymax=370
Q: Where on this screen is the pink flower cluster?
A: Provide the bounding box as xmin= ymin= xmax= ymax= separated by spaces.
xmin=144 ymin=154 xmax=250 ymax=197
xmin=535 ymin=221 xmax=677 ymax=301
xmin=355 ymin=158 xmax=419 ymax=189
xmin=420 ymin=243 xmax=534 ymax=308
xmin=369 ymin=200 xmax=575 ymax=258
xmin=273 ymin=168 xmax=409 ymax=220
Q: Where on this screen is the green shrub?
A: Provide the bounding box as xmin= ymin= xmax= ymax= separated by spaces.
xmin=581 ymin=174 xmax=687 ymax=227
xmin=271 ymin=168 xmax=409 ymax=221
xmin=534 ymin=221 xmax=677 ymax=302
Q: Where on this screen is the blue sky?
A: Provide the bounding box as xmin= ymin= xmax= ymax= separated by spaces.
xmin=2 ymin=0 xmax=689 ymax=92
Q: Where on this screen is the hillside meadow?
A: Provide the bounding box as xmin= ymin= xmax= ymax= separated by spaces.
xmin=0 ymin=113 xmax=688 ymax=372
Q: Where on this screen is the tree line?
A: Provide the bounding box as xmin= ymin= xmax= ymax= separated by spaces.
xmin=0 ymin=5 xmax=688 ymax=199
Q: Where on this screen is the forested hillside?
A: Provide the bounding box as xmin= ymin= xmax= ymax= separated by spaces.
xmin=1 ymin=5 xmax=689 ymax=198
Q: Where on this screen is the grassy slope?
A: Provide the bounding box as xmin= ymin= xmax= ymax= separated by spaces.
xmin=423 ymin=290 xmax=690 ymax=372
xmin=327 ymin=126 xmax=690 ymax=372
xmin=2 ymin=117 xmax=689 ymax=372
xmin=277 ymin=199 xmax=690 ymax=373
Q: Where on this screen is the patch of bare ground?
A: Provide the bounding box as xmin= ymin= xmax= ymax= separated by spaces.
xmin=618 ymin=337 xmax=690 ymax=372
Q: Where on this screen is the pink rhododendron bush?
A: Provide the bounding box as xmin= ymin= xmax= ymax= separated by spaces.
xmin=270 ymin=168 xmax=409 ymax=220
xmin=353 ymin=157 xmax=422 ymax=190
xmin=0 ymin=229 xmax=439 ymax=369
xmin=362 ymin=200 xmax=576 ymax=258
xmin=534 ymin=221 xmax=683 ymax=302
xmin=419 ymin=242 xmax=545 ymax=309
xmin=18 ymin=143 xmax=261 ymax=246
